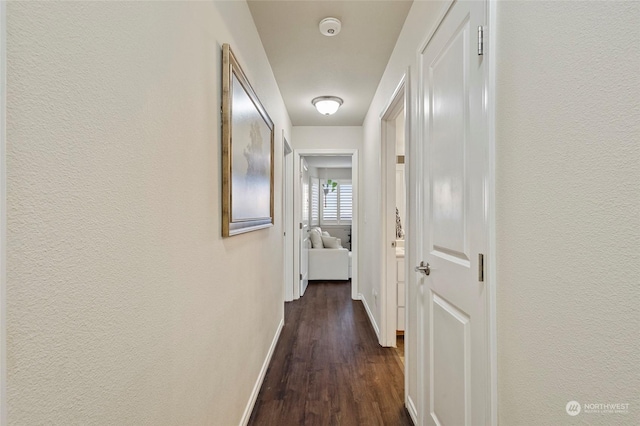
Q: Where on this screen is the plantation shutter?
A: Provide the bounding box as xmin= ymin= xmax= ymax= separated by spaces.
xmin=322 ymin=186 xmax=338 ymax=223
xmin=320 ymin=179 xmax=352 ymax=225
xmin=339 ymin=183 xmax=352 ymax=222
xmin=311 ymin=178 xmax=320 ymax=225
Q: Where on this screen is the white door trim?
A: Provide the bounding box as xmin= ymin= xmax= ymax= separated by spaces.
xmin=294 ymin=157 xmax=309 ymax=299
xmin=292 ymin=149 xmax=359 ymax=300
xmin=380 ymin=72 xmax=408 ymax=348
xmin=282 ymin=134 xmax=293 ymax=302
xmin=486 ymin=1 xmax=499 ymax=422
xmin=0 ymin=1 xmax=7 ymax=422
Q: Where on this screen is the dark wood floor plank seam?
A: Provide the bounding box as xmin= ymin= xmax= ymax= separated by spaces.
xmin=248 ymin=281 xmax=412 ymax=426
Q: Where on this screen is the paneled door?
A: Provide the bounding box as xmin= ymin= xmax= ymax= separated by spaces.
xmin=418 ymin=1 xmax=489 ymax=425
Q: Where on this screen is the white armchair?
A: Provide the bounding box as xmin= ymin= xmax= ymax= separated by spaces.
xmin=308 ymin=247 xmax=350 ymax=280
xmin=307 ymin=227 xmax=351 ymax=280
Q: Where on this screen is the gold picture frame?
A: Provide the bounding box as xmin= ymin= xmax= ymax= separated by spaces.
xmin=221 ymin=44 xmax=274 ymax=237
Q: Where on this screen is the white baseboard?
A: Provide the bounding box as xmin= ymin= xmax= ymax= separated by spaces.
xmin=406 ymin=394 xmax=418 ymax=424
xmin=357 ymin=293 xmax=380 ymax=340
xmin=240 ymin=317 xmax=284 ymax=426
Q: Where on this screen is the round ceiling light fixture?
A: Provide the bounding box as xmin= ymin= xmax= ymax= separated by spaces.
xmin=312 ymin=96 xmax=343 ymax=116
xmin=319 ymin=17 xmax=341 ymax=37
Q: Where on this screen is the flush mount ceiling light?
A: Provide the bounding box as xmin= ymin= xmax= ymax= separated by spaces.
xmin=312 ymin=96 xmax=343 ymax=116
xmin=319 ymin=17 xmax=341 ymax=37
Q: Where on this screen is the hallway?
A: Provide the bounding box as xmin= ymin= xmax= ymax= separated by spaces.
xmin=248 ymin=281 xmax=411 ymax=425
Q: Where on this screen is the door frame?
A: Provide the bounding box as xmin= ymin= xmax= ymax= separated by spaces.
xmin=487 ymin=0 xmax=498 ymax=421
xmin=414 ymin=0 xmax=497 ymax=424
xmin=292 ymin=149 xmax=359 ymax=301
xmin=282 ymin=134 xmax=293 ymax=302
xmin=292 ymin=157 xmax=309 ymax=300
xmin=380 ymin=72 xmax=408 ymax=348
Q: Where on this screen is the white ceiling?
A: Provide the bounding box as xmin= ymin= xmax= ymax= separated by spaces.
xmin=248 ymin=1 xmax=413 ymax=126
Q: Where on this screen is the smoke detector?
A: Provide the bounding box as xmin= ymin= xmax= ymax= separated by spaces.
xmin=319 ymin=17 xmax=341 ymax=37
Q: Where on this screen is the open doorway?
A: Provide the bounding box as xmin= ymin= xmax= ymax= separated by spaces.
xmin=304 ymin=155 xmax=353 ymax=251
xmin=292 ymin=149 xmax=359 ymax=301
xmin=282 ymin=135 xmax=293 ymax=301
xmin=381 ymin=75 xmax=407 ymax=373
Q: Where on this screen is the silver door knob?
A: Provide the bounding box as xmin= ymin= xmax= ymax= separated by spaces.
xmin=415 ymin=261 xmax=431 ymax=275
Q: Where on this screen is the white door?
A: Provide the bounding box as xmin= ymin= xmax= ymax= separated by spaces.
xmin=418 ymin=1 xmax=489 ymax=425
xmin=299 ymin=159 xmax=310 ymax=296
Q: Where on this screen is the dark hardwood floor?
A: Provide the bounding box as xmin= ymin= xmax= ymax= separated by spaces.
xmin=248 ymin=280 xmax=412 ymax=426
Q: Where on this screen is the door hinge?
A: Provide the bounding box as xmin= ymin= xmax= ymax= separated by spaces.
xmin=299 ymin=222 xmax=303 ymax=229
xmin=478 ymin=26 xmax=484 ymax=56
xmin=300 ymin=273 xmax=303 ymax=281
xmin=478 ymin=253 xmax=485 ymax=282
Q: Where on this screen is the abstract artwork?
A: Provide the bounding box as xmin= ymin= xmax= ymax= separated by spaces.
xmin=221 ymin=44 xmax=274 ymax=236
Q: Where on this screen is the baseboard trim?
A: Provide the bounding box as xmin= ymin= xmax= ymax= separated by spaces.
xmin=406 ymin=394 xmax=418 ymax=424
xmin=357 ymin=293 xmax=380 ymax=340
xmin=240 ymin=317 xmax=284 ymax=426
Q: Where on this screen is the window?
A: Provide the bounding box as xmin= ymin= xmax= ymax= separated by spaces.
xmin=310 ymin=178 xmax=320 ymax=226
xmin=321 ymin=179 xmax=352 ymax=225
xmin=339 ymin=183 xmax=352 ymax=221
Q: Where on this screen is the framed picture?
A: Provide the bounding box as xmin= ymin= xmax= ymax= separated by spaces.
xmin=221 ymin=44 xmax=274 ymax=237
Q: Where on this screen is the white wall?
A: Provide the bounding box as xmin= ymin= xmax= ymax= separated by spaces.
xmin=292 ymin=126 xmax=363 ymax=150
xmin=307 ymin=165 xmax=319 ymax=179
xmin=395 ymin=113 xmax=405 ymax=156
xmin=495 ymin=1 xmax=640 ymax=423
xmin=395 ymin=114 xmax=406 ymax=237
xmin=317 ymin=167 xmax=352 ymax=181
xmin=6 ymin=1 xmax=291 ymax=424
xmin=395 ymin=164 xmax=406 ymax=239
xmin=308 ymin=166 xmax=352 ymax=181
xmin=361 ymin=0 xmax=447 ymax=418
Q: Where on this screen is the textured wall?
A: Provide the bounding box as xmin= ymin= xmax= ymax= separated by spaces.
xmin=315 ymin=168 xmax=352 ymax=181
xmin=496 ymin=1 xmax=640 ymax=424
xmin=7 ymin=1 xmax=290 ymax=424
xmin=291 ymin=126 xmax=363 ymax=151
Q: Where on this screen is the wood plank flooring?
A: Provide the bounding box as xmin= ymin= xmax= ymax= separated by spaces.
xmin=248 ymin=281 xmax=411 ymax=426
